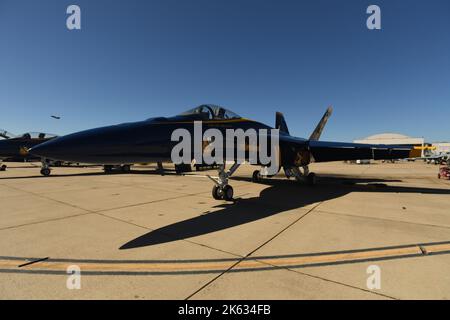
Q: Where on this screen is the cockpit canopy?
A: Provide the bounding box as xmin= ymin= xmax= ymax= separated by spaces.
xmin=20 ymin=132 xmax=58 ymax=140
xmin=178 ymin=104 xmax=241 ymax=120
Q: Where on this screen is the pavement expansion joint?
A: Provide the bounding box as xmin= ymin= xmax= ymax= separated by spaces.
xmin=18 ymin=257 xmax=50 ymax=268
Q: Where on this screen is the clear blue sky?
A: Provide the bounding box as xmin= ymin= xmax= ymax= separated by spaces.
xmin=0 ymin=0 xmax=449 ymax=142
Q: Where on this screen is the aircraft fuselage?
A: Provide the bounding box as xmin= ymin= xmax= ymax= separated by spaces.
xmin=29 ymin=116 xmax=298 ymax=166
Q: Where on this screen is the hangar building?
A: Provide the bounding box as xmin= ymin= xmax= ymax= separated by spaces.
xmin=432 ymin=142 xmax=450 ymax=154
xmin=354 ymin=133 xmax=426 ymax=158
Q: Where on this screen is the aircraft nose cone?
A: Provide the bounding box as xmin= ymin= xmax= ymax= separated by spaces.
xmin=29 ymin=139 xmax=63 ymax=160
xmin=30 ymin=121 xmax=161 ymax=164
xmin=29 ymin=123 xmax=145 ymax=164
xmin=30 ymin=133 xmax=100 ymax=162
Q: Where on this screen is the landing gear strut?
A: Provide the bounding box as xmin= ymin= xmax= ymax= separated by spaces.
xmin=208 ymin=163 xmax=240 ymax=201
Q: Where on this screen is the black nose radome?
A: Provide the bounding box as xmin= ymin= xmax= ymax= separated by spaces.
xmin=29 ymin=139 xmax=63 ymax=160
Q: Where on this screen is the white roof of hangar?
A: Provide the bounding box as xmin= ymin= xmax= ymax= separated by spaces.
xmin=354 ymin=132 xmax=424 ymax=145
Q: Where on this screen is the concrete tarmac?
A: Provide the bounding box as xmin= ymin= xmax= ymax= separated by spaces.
xmin=0 ymin=161 xmax=449 ymax=299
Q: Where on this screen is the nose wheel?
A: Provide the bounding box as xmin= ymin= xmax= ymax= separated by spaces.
xmin=0 ymin=164 xmax=6 ymax=171
xmin=212 ymin=185 xmax=234 ymax=201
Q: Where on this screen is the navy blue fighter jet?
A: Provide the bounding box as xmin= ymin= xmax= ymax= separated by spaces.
xmin=30 ymin=105 xmax=413 ymax=200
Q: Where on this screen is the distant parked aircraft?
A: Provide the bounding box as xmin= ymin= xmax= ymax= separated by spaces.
xmin=0 ymin=131 xmax=58 ymax=172
xmin=420 ymin=152 xmax=450 ymax=165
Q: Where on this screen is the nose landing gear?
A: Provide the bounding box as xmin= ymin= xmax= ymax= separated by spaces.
xmin=208 ymin=162 xmax=240 ymax=201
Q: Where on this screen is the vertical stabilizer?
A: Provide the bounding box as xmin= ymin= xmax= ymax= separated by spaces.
xmin=309 ymin=106 xmax=333 ymax=141
xmin=275 ymin=112 xmax=290 ymax=134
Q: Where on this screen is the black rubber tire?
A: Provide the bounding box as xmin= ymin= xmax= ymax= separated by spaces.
xmin=40 ymin=168 xmax=51 ymax=176
xmin=307 ymin=172 xmax=316 ymax=186
xmin=222 ymin=185 xmax=234 ymax=201
xmin=0 ymin=164 xmax=6 ymax=171
xmin=212 ymin=185 xmax=223 ymax=200
xmin=121 ymin=164 xmax=131 ymax=173
xmin=252 ymin=170 xmax=261 ymax=183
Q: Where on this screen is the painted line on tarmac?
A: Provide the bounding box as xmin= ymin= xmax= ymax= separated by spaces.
xmin=1 ymin=241 xmax=449 ymax=276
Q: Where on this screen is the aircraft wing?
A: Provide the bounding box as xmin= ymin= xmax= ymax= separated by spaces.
xmin=308 ymin=140 xmax=413 ymax=162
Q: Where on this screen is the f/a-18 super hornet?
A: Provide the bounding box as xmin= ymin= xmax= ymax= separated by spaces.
xmin=0 ymin=130 xmax=58 ymax=171
xmin=30 ymin=104 xmax=413 ymax=200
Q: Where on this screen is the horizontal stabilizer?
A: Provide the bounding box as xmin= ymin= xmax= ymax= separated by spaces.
xmin=309 ymin=140 xmax=413 ymax=162
xmin=309 ymin=106 xmax=333 ymax=141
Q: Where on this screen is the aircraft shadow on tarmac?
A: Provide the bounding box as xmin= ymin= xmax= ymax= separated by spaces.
xmin=120 ymin=176 xmax=450 ymax=250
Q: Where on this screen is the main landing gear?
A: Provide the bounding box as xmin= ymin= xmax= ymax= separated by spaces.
xmin=252 ymin=170 xmax=262 ymax=182
xmin=208 ymin=162 xmax=240 ymax=201
xmin=252 ymin=165 xmax=317 ymax=186
xmin=285 ymin=166 xmax=316 ymax=185
xmin=251 ymin=167 xmax=276 ymax=183
xmin=0 ymin=164 xmax=6 ymax=171
xmin=157 ymin=162 xmax=165 ymax=175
